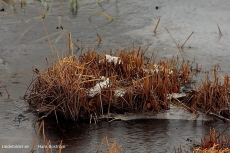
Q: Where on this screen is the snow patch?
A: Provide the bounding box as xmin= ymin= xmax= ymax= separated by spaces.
xmin=114 ymin=88 xmax=126 ymax=97
xmin=88 ymin=76 xmax=110 ymax=97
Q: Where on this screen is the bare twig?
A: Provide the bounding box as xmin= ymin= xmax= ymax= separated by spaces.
xmin=89 ymin=12 xmax=114 ymax=21
xmin=30 ymin=121 xmax=44 ymax=153
xmin=62 ymin=28 xmax=80 ymax=50
xmin=165 ymin=27 xmax=184 ymax=61
xmin=34 ymin=1 xmax=54 ymax=58
xmin=172 ymin=98 xmax=196 ymax=114
xmin=153 ymin=18 xmax=160 ymax=33
xmin=69 ymin=32 xmax=73 ymax=56
xmin=208 ymin=112 xmax=230 ymax=123
xmin=96 ymin=33 xmax=102 ymax=43
xmin=4 ymin=86 xmax=10 ymax=98
xmin=217 ymin=23 xmax=222 ymax=36
xmin=181 ymin=32 xmax=194 ymax=48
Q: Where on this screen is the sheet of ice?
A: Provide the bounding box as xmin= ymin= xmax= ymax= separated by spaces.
xmin=167 ymin=93 xmax=187 ymax=99
xmin=88 ymin=76 xmax=110 ymax=97
xmin=111 ymin=104 xmax=213 ymax=121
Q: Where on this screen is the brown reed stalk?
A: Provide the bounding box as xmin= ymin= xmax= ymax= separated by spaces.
xmin=180 ymin=32 xmax=194 ymax=48
xmin=30 ymin=121 xmax=64 ymax=153
xmin=3 ymin=85 xmax=10 ymax=98
xmin=30 ymin=121 xmax=44 ymax=153
xmin=89 ymin=12 xmax=114 ymax=21
xmin=69 ymin=32 xmax=73 ymax=56
xmin=165 ymin=27 xmax=184 ymax=61
xmin=217 ymin=23 xmax=222 ymax=36
xmin=61 ymin=28 xmax=80 ymax=50
xmin=34 ymin=0 xmax=55 ymax=58
xmin=96 ymin=33 xmax=102 ymax=44
xmin=153 ymin=18 xmax=160 ymax=33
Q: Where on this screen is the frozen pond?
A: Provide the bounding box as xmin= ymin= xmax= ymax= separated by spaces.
xmin=1 ymin=0 xmax=230 ymax=152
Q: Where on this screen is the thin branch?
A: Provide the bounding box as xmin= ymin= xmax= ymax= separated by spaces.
xmin=217 ymin=23 xmax=222 ymax=36
xmin=153 ymin=18 xmax=160 ymax=33
xmin=181 ymin=32 xmax=194 ymax=48
xmin=165 ymin=27 xmax=184 ymax=61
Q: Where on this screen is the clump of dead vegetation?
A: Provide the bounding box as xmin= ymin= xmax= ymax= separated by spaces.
xmin=26 ymin=47 xmax=230 ymax=122
xmin=194 ymin=70 xmax=230 ymax=118
xmin=175 ymin=67 xmax=230 ymax=122
xmin=193 ymin=128 xmax=230 ymax=153
xmin=26 ymin=49 xmax=195 ymax=121
xmin=97 ymin=136 xmax=122 ymax=153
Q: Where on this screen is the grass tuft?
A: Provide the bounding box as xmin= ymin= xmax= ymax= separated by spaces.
xmin=26 ymin=49 xmax=195 ymax=121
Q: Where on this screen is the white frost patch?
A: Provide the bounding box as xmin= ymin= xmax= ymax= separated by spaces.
xmin=167 ymin=93 xmax=186 ymax=100
xmin=114 ymin=88 xmax=126 ymax=97
xmin=88 ymin=76 xmax=110 ymax=97
xmin=99 ymin=55 xmax=122 ymax=65
xmin=143 ymin=64 xmax=173 ymax=74
xmin=105 ymin=55 xmax=122 ymax=64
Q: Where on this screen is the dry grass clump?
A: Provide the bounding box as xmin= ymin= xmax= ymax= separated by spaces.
xmin=183 ymin=67 xmax=230 ymax=119
xmin=26 ymin=49 xmax=194 ymax=121
xmin=193 ymin=128 xmax=230 ymax=153
xmin=97 ymin=136 xmax=122 ymax=153
xmin=194 ymin=146 xmax=230 ymax=153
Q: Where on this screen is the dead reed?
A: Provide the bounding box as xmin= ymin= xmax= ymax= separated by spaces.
xmin=217 ymin=23 xmax=222 ymax=36
xmin=153 ymin=18 xmax=160 ymax=33
xmin=26 ymin=49 xmax=195 ymax=121
xmin=181 ymin=32 xmax=194 ymax=48
xmin=97 ymin=136 xmax=122 ymax=153
xmin=193 ymin=128 xmax=230 ymax=153
xmin=30 ymin=120 xmax=64 ymax=153
xmin=89 ymin=12 xmax=114 ymax=21
xmin=184 ymin=67 xmax=230 ymax=119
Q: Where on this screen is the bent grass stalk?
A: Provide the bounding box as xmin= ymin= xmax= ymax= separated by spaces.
xmin=180 ymin=32 xmax=194 ymax=49
xmin=153 ymin=18 xmax=160 ymax=33
xmin=96 ymin=33 xmax=102 ymax=44
xmin=89 ymin=12 xmax=114 ymax=21
xmin=165 ymin=27 xmax=184 ymax=61
xmin=217 ymin=23 xmax=222 ymax=36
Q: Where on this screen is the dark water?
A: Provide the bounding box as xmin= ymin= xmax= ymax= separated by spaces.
xmin=1 ymin=0 xmax=230 ymax=152
xmin=38 ymin=119 xmax=228 ymax=153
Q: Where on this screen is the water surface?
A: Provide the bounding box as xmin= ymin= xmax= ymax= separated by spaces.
xmin=1 ymin=0 xmax=230 ymax=152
